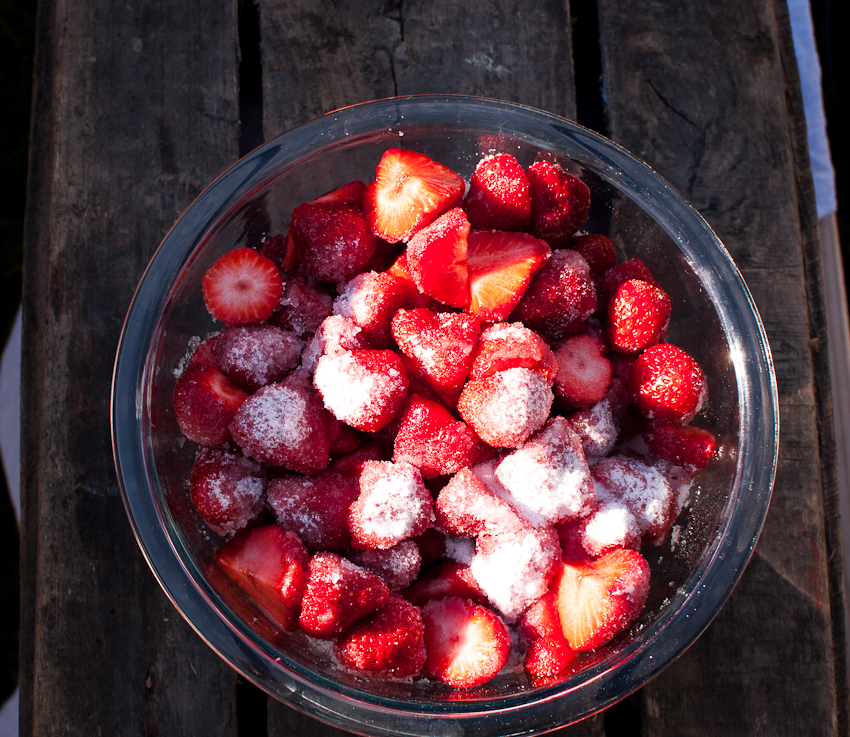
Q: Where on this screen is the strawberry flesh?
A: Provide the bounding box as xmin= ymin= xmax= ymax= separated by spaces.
xmin=202 ymin=247 xmax=284 ymax=325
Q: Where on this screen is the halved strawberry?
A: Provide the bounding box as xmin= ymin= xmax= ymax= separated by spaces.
xmin=527 ymin=161 xmax=591 ymax=247
xmin=463 ymin=153 xmax=531 ymax=231
xmin=216 ymin=524 xmax=309 ymax=632
xmin=173 ymin=364 xmax=249 ymax=446
xmin=553 ymin=547 xmax=650 ymax=651
xmin=607 ymin=279 xmax=671 ymax=353
xmin=520 ymin=590 xmax=577 ymax=679
xmin=202 ymin=248 xmax=284 ymax=325
xmin=311 ymin=179 xmax=367 ymax=207
xmin=553 ymin=333 xmax=614 ymax=408
xmin=643 ymin=422 xmax=717 ymax=472
xmin=405 ymin=207 xmax=471 ymax=308
xmin=630 ymin=343 xmax=706 ymax=423
xmin=364 ymin=149 xmax=465 ymax=243
xmin=466 ymin=230 xmax=551 ymax=321
xmin=469 ymin=322 xmax=558 ymax=383
xmin=421 ymin=597 xmax=510 ymax=688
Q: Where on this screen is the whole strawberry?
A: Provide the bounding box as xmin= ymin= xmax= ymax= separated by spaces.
xmin=463 ymin=153 xmax=531 ymax=231
xmin=527 ymin=160 xmax=590 ymax=247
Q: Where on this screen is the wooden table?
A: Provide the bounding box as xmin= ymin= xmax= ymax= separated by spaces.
xmin=18 ymin=0 xmax=848 ymax=734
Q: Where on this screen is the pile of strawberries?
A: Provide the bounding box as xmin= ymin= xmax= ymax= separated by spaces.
xmin=172 ymin=147 xmax=717 ymax=689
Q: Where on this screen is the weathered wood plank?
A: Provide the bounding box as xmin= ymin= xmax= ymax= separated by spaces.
xmin=19 ymin=0 xmax=242 ymax=733
xmin=597 ymin=0 xmax=842 ymax=733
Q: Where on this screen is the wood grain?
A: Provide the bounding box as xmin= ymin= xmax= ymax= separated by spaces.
xmin=19 ymin=0 xmax=243 ymax=733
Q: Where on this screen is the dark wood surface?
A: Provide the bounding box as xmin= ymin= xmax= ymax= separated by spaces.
xmin=18 ymin=0 xmax=846 ymax=735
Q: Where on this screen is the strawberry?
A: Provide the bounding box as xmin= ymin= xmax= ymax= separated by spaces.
xmin=553 ymin=333 xmax=613 ymax=408
xmin=421 ymin=596 xmax=510 ymax=688
xmin=469 ymin=322 xmax=558 ymax=383
xmin=607 ymin=279 xmax=671 ymax=353
xmin=393 ymin=395 xmax=483 ymax=479
xmin=630 ymin=343 xmax=706 ymax=423
xmin=403 ymin=560 xmax=486 ymax=606
xmin=567 ymin=398 xmax=619 ymax=459
xmin=350 ymin=540 xmax=422 ymax=592
xmin=644 ymin=422 xmax=717 ymax=472
xmin=363 ymin=148 xmax=465 ymax=243
xmin=527 ymin=160 xmax=591 ymax=247
xmin=520 ymin=590 xmax=577 ymax=679
xmin=301 ymin=315 xmax=372 ymax=374
xmin=258 ymin=233 xmax=291 ymax=269
xmin=271 ymin=275 xmax=333 ymax=337
xmin=311 ymin=179 xmax=367 ymax=207
xmin=566 ymin=233 xmax=617 ymax=277
xmin=597 ymin=256 xmax=659 ymax=309
xmin=202 ymin=248 xmax=284 ymax=325
xmin=188 ymin=335 xmax=219 ymax=368
xmin=391 ymin=308 xmax=480 ymax=406
xmin=463 ymin=153 xmax=531 ymax=231
xmin=331 ymin=442 xmax=390 ymax=476
xmin=553 ymin=547 xmax=650 ymax=651
xmin=579 ymin=500 xmax=643 ymax=557
xmin=386 ymin=253 xmax=434 ymax=309
xmin=405 ymin=207 xmax=471 ymax=308
xmin=333 ymin=593 xmax=427 ymax=678
xmin=216 ymin=524 xmax=309 ymax=631
xmin=465 ymin=229 xmax=551 ymax=321
xmin=173 ymin=364 xmax=249 ymax=446
xmin=298 ymin=553 xmax=390 ymax=639
xmin=213 ymin=323 xmax=301 ymax=392
xmin=333 ymin=270 xmax=407 ymax=348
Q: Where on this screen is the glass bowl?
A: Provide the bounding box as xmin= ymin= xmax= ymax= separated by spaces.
xmin=111 ymin=95 xmax=778 ymax=735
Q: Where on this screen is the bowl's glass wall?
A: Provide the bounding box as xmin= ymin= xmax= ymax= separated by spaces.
xmin=113 ymin=96 xmax=776 ymax=736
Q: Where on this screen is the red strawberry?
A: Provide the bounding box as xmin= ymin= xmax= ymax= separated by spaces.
xmin=216 ymin=524 xmax=309 ymax=631
xmin=202 ymin=248 xmax=284 ymax=325
xmin=188 ymin=335 xmax=219 ymax=368
xmin=644 ymin=422 xmax=717 ymax=472
xmin=386 ymin=253 xmax=434 ymax=309
xmin=189 ymin=445 xmax=267 ymax=537
xmin=391 ymin=308 xmax=480 ymax=406
xmin=553 ymin=547 xmax=650 ymax=651
xmin=469 ymin=322 xmax=558 ymax=383
xmin=298 ymin=553 xmax=390 ymax=639
xmin=597 ymin=256 xmax=659 ymax=309
xmin=213 ymin=323 xmax=302 ymax=392
xmin=173 ymin=364 xmax=249 ymax=446
xmin=350 ymin=540 xmax=422 ymax=592
xmin=393 ymin=395 xmax=483 ymax=479
xmin=520 ymin=591 xmax=577 ymax=679
xmin=301 ymin=315 xmax=372 ymax=374
xmin=271 ymin=275 xmax=333 ymax=337
xmin=363 ymin=148 xmax=465 ymax=243
xmin=333 ymin=593 xmax=427 ymax=678
xmin=333 ymin=270 xmax=407 ymax=348
xmin=327 ymin=415 xmax=363 ymax=456
xmin=553 ymin=333 xmax=614 ymax=408
xmin=289 ymin=203 xmax=377 ymax=284
xmin=258 ymin=233 xmax=292 ymax=269
xmin=331 ymin=442 xmax=390 ymax=476
xmin=434 ymin=467 xmax=527 ymax=538
xmin=311 ymin=179 xmax=367 ymax=207
xmin=630 ymin=343 xmax=706 ymax=423
xmin=405 ymin=207 xmax=471 ymax=308
xmin=566 ymin=233 xmax=617 ymax=277
xmin=608 ymin=279 xmax=671 ymax=353
xmin=527 ymin=161 xmax=591 ymax=247
xmin=579 ymin=500 xmax=643 ymax=558
xmin=403 ymin=560 xmax=486 ymax=606
xmin=421 ymin=596 xmax=510 ymax=688
xmin=466 ymin=230 xmax=551 ymax=321
xmin=463 ymin=153 xmax=532 ymax=231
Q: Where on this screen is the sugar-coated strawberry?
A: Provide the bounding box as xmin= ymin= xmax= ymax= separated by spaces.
xmin=466 ymin=230 xmax=551 ymax=321
xmin=213 ymin=324 xmax=302 ymax=392
xmin=566 ymin=233 xmax=617 ymax=277
xmin=469 ymin=322 xmax=558 ymax=383
xmin=267 ymin=470 xmax=359 ymax=553
xmin=202 ymin=248 xmax=284 ymax=325
xmin=391 ymin=308 xmax=480 ymax=406
xmin=644 ymin=422 xmax=717 ymax=472
xmin=314 ymin=349 xmax=409 ymax=432
xmin=289 ymin=202 xmax=377 ymax=284
xmin=553 ymin=517 xmax=592 ymax=561
xmin=364 ymin=148 xmax=465 ymax=243
xmin=527 ymin=160 xmax=591 ymax=247
xmin=393 ymin=395 xmax=482 ymax=478
xmin=331 ymin=442 xmax=390 ymax=476
xmin=349 ymin=461 xmax=434 ymax=550
xmin=216 ymin=524 xmax=309 ymax=632
xmin=457 ymin=368 xmax=554 ymax=448
xmin=463 ymin=153 xmax=532 ymax=231
xmin=174 ymin=364 xmax=249 ymax=446
xmin=511 ymin=249 xmax=596 ymax=340
xmin=229 ymin=369 xmax=331 ymax=473
xmin=403 ymin=560 xmax=486 ymax=606
xmin=597 ymin=256 xmax=659 ymax=309
xmin=311 ymin=179 xmax=367 ymax=207
xmin=553 ymin=333 xmax=613 ymax=408
xmin=520 ymin=590 xmax=577 ymax=679
xmin=579 ymin=500 xmax=643 ymax=557
xmin=349 ymin=540 xmax=422 ymax=592
xmin=630 ymin=343 xmax=706 ymax=423
xmin=189 ymin=445 xmax=267 ymax=537
xmin=421 ymin=596 xmax=510 ymax=688
xmin=567 ymin=398 xmax=619 ymax=459
xmin=334 ymin=270 xmax=406 ymax=348
xmin=435 ymin=467 xmax=526 ymax=539
xmin=298 ymin=553 xmax=390 ymax=639
xmin=271 ymin=276 xmax=333 ymax=337
xmin=301 ymin=315 xmax=372 ymax=373
xmin=405 ymin=207 xmax=471 ymax=308
xmin=333 ymin=593 xmax=427 ymax=678
xmin=608 ymin=279 xmax=671 ymax=353
xmin=553 ymin=547 xmax=650 ymax=651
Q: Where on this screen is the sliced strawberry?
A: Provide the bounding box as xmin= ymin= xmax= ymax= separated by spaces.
xmin=202 ymin=248 xmax=284 ymax=325
xmin=566 ymin=233 xmax=617 ymax=277
xmin=188 ymin=335 xmax=219 ymax=369
xmin=643 ymin=422 xmax=717 ymax=472
xmin=527 ymin=161 xmax=591 ymax=247
xmin=630 ymin=343 xmax=706 ymax=423
xmin=349 ymin=539 xmax=422 ymax=592
xmin=469 ymin=322 xmax=558 ymax=383
xmin=213 ymin=324 xmax=302 ymax=392
xmin=520 ymin=590 xmax=577 ymax=679
xmin=298 ymin=553 xmax=389 ymax=639
xmin=393 ymin=395 xmax=483 ymax=479
xmin=311 ymin=179 xmax=367 ymax=207
xmin=553 ymin=332 xmax=614 ymax=408
xmin=363 ymin=148 xmax=465 ymax=243
xmin=333 ymin=593 xmax=427 ymax=678
xmin=463 ymin=153 xmax=532 ymax=231
xmin=466 ymin=230 xmax=551 ymax=321
xmin=391 ymin=308 xmax=480 ymax=406
xmin=216 ymin=524 xmax=309 ymax=632
xmin=608 ymin=279 xmax=671 ymax=353
xmin=553 ymin=547 xmax=650 ymax=651
xmin=421 ymin=596 xmax=510 ymax=688
xmin=289 ymin=202 xmax=377 ymax=284
xmin=173 ymin=364 xmax=249 ymax=446
xmin=405 ymin=207 xmax=471 ymax=308
xmin=386 ymin=253 xmax=433 ymax=309
xmin=403 ymin=560 xmax=486 ymax=606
